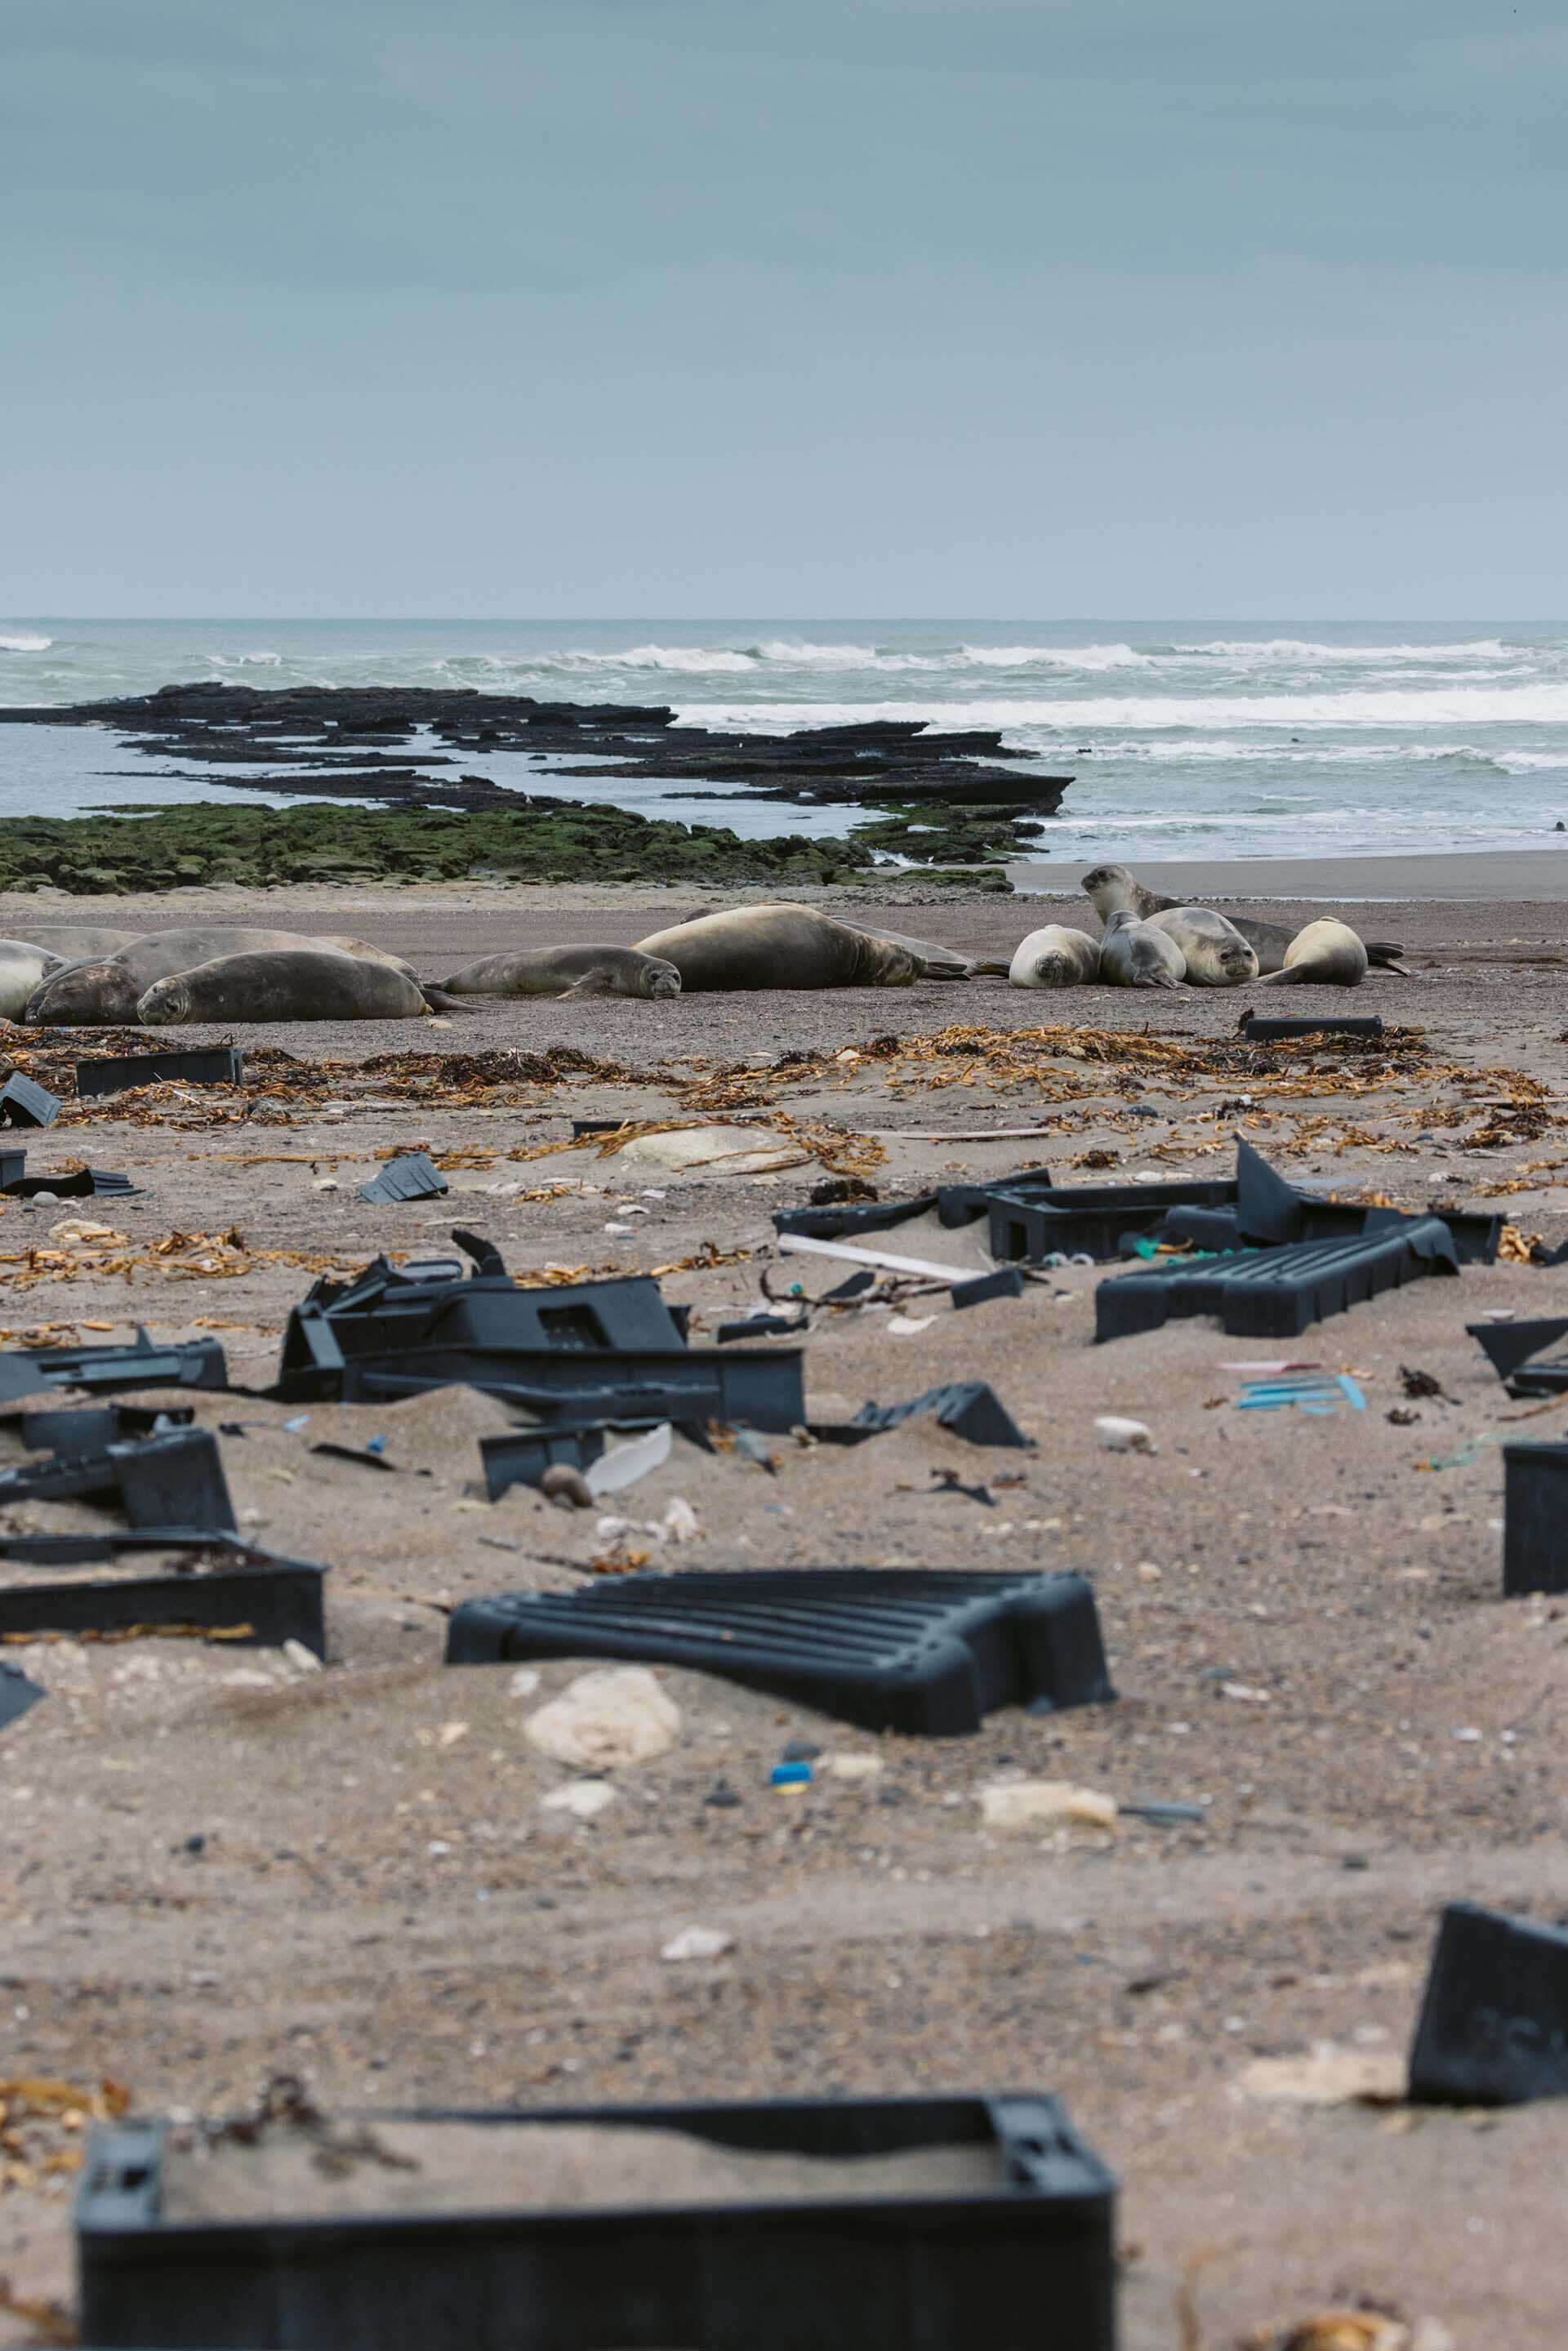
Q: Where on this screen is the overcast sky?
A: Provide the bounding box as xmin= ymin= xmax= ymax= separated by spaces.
xmin=3 ymin=0 xmax=1564 ymax=617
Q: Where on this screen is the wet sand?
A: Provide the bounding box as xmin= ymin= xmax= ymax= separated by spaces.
xmin=1013 ymin=847 xmax=1568 ymax=900
xmin=2 ymin=876 xmax=1567 ymax=2349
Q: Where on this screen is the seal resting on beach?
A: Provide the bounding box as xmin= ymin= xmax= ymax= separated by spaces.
xmin=1098 ymin=910 xmax=1187 ymax=988
xmin=850 ymin=924 xmax=1010 ymax=980
xmin=25 ymin=927 xmax=427 ymax=1025
xmin=137 ymin=950 xmax=434 ymax=1026
xmin=0 ymin=940 xmax=63 ymax=1022
xmin=1080 ymin=863 xmax=1408 ymax=973
xmin=1008 ymin=924 xmax=1102 ymax=988
xmin=440 ymin=945 xmax=681 ymax=1000
xmin=633 ymin=905 xmax=920 ymax=991
xmin=1256 ymin=918 xmax=1370 ymax=988
xmin=1143 ymin=906 xmax=1258 ymax=986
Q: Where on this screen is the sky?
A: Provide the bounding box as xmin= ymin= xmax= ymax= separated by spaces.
xmin=2 ymin=0 xmax=1565 ymax=617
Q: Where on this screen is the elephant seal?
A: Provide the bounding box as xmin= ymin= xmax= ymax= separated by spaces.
xmin=0 ymin=940 xmax=63 ymax=1022
xmin=138 ymin=951 xmax=432 ymax=1026
xmin=634 ymin=905 xmax=920 ymax=991
xmin=1098 ymin=910 xmax=1186 ymax=989
xmin=440 ymin=945 xmax=681 ymax=1000
xmin=850 ymin=924 xmax=1010 ymax=980
xmin=1008 ymin=924 xmax=1102 ymax=988
xmin=25 ymin=927 xmax=426 ymax=1026
xmin=1257 ymin=918 xmax=1369 ymax=988
xmin=1143 ymin=906 xmax=1258 ymax=986
xmin=1080 ymin=864 xmax=1408 ymax=974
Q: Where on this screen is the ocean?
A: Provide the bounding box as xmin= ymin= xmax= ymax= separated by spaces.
xmin=3 ymin=618 xmax=1568 ymax=863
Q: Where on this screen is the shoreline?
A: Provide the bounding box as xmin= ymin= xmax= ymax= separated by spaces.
xmin=1011 ymin=847 xmax=1568 ymax=901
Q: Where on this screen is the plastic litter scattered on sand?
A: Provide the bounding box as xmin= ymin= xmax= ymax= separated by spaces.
xmin=1235 ymin=1373 xmax=1366 ymax=1414
xmin=1094 ymin=1416 xmax=1154 ymax=1454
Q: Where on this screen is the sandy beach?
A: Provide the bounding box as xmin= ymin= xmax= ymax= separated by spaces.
xmin=2 ymin=872 xmax=1567 ymax=2349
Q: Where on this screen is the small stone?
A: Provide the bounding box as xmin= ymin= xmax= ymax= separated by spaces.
xmin=282 ymin=1640 xmax=323 ymax=1674
xmin=662 ymin=1925 xmax=733 ymax=1962
xmin=541 ymin=1780 xmax=617 ymax=1819
xmin=1094 ymin=1416 xmax=1154 ymax=1454
xmin=541 ymin=1464 xmax=595 ymax=1511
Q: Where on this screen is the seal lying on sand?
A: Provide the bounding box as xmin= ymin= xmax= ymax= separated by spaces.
xmin=138 ymin=951 xmax=433 ymax=1026
xmin=1257 ymin=918 xmax=1370 ymax=988
xmin=0 ymin=941 xmax=63 ymax=1022
xmin=1098 ymin=910 xmax=1187 ymax=988
xmin=850 ymin=924 xmax=1011 ymax=981
xmin=440 ymin=945 xmax=682 ymax=1000
xmin=1143 ymin=906 xmax=1258 ymax=986
xmin=26 ymin=927 xmax=430 ymax=1025
xmin=634 ymin=905 xmax=920 ymax=991
xmin=1080 ymin=864 xmax=1408 ymax=973
xmin=1008 ymin=924 xmax=1102 ymax=988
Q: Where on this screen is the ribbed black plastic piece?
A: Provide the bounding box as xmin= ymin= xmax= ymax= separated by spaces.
xmin=1470 ymin=1318 xmax=1568 ymax=1394
xmin=950 ymin=1268 xmax=1027 ymax=1309
xmin=0 ymin=1072 xmax=60 ymax=1128
xmin=479 ymin=1426 xmax=609 ymax=1499
xmin=356 ymin=1152 xmax=448 ymax=1204
xmin=1242 ymin=1014 xmax=1384 ymax=1041
xmin=449 ymin=1567 xmax=1111 ymax=1732
xmin=0 ymin=1329 xmax=228 ymax=1405
xmin=346 ymin=1346 xmax=805 ymax=1432
xmin=74 ymin=1047 xmax=244 ymax=1098
xmin=0 ymin=1659 xmax=44 ymax=1732
xmin=0 ymin=1534 xmax=326 ymax=1653
xmin=1096 ymin=1216 xmax=1459 ymax=1341
xmin=1409 ymin=1902 xmax=1568 ymax=2105
xmin=1502 ymin=1442 xmax=1568 ymax=1595
xmin=76 ymin=2091 xmax=1117 ymax=2351
xmin=811 ymin=1382 xmax=1027 ymax=1449
xmin=989 ymin=1178 xmax=1239 ymax=1265
xmin=772 ymin=1194 xmax=938 ymax=1241
xmin=6 ymin=1164 xmax=141 ymax=1200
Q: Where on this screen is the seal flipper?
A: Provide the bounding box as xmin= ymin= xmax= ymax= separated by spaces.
xmin=559 ymin=968 xmax=622 ymax=998
xmin=1366 ymin=941 xmax=1410 ymax=973
xmin=419 ymin=984 xmax=482 ymax=1013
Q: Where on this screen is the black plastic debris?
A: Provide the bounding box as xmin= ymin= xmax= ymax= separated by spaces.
xmin=449 ymin=1568 xmax=1113 ymax=1734
xmin=5 ymin=1162 xmax=141 ymax=1200
xmin=0 ymin=1147 xmax=24 ymax=1191
xmin=1096 ymin=1217 xmax=1459 ymax=1341
xmin=0 ymin=1327 xmax=227 ymax=1405
xmin=816 ymin=1380 xmax=1029 ymax=1450
xmin=1409 ymin=1901 xmax=1568 ymax=2105
xmin=1242 ymin=1013 xmax=1384 ymax=1041
xmin=1502 ymin=1442 xmax=1568 ymax=1595
xmin=77 ymin=2091 xmax=1117 ymax=2351
xmin=773 ymin=1192 xmax=940 ymax=1241
xmin=989 ymin=1178 xmax=1239 ymax=1266
xmin=0 ymin=1072 xmax=60 ymax=1129
xmin=356 ymin=1151 xmax=448 ymax=1204
xmin=0 ymin=1658 xmax=45 ymax=1732
xmin=570 ymin=1116 xmax=628 ymax=1138
xmin=950 ymin=1267 xmax=1027 ymax=1310
xmin=0 ymin=1533 xmax=326 ymax=1653
xmin=479 ymin=1425 xmax=608 ymax=1499
xmin=74 ymin=1045 xmax=244 ymax=1098
xmin=0 ymin=1427 xmax=237 ymax=1534
xmin=715 ymin=1311 xmax=806 ymax=1342
xmin=13 ymin=1402 xmax=194 ymax=1458
xmin=1470 ymin=1317 xmax=1568 ymax=1395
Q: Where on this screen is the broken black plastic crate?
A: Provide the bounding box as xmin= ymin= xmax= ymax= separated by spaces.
xmin=357 ymin=1152 xmax=448 ymax=1205
xmin=988 ymin=1177 xmax=1238 ymax=1266
xmin=1470 ymin=1318 xmax=1568 ymax=1396
xmin=479 ymin=1425 xmax=611 ymax=1498
xmin=0 ymin=1072 xmax=60 ymax=1128
xmin=1241 ymin=1013 xmax=1384 ymax=1042
xmin=0 ymin=1329 xmax=227 ymax=1405
xmin=449 ymin=1568 xmax=1112 ymax=1734
xmin=0 ymin=1533 xmax=326 ymax=1653
xmin=0 ymin=1659 xmax=44 ymax=1732
xmin=1409 ymin=1901 xmax=1568 ymax=2105
xmin=1501 ymin=1442 xmax=1568 ymax=1596
xmin=950 ymin=1267 xmax=1026 ymax=1310
xmin=1095 ymin=1217 xmax=1459 ymax=1341
xmin=74 ymin=1046 xmax=244 ymax=1099
xmin=76 ymin=2091 xmax=1116 ymax=2351
xmin=0 ymin=1427 xmax=237 ymax=1533
xmin=815 ymin=1381 xmax=1029 ymax=1450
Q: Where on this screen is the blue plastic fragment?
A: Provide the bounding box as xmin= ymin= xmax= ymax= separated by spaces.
xmin=769 ymin=1761 xmax=813 ymax=1788
xmin=367 ymin=1433 xmax=388 ymax=1456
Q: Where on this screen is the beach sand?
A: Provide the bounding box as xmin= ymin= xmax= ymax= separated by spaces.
xmin=2 ymin=874 xmax=1566 ymax=2349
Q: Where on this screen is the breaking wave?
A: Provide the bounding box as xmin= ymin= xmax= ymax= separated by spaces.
xmin=0 ymin=633 xmax=52 ymax=652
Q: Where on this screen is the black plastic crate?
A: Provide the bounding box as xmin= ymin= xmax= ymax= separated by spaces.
xmin=1095 ymin=1217 xmax=1459 ymax=1341
xmin=1471 ymin=1318 xmax=1568 ymax=1394
xmin=479 ymin=1425 xmax=610 ymax=1499
xmin=76 ymin=2091 xmax=1116 ymax=2351
xmin=448 ymin=1568 xmax=1113 ymax=1733
xmin=336 ymin=1344 xmax=806 ymax=1433
xmin=772 ymin=1194 xmax=939 ymax=1241
xmin=0 ymin=1534 xmax=326 ymax=1653
xmin=989 ymin=1178 xmax=1239 ymax=1265
xmin=74 ymin=1047 xmax=244 ymax=1099
xmin=0 ymin=1071 xmax=60 ymax=1128
xmin=0 ymin=1427 xmax=235 ymax=1538
xmin=14 ymin=1403 xmax=194 ymax=1458
xmin=1242 ymin=1013 xmax=1384 ymax=1041
xmin=1503 ymin=1442 xmax=1568 ymax=1595
xmin=0 ymin=1329 xmax=228 ymax=1405
xmin=1409 ymin=1902 xmax=1568 ymax=2105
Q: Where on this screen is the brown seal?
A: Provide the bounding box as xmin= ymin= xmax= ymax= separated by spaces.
xmin=440 ymin=945 xmax=681 ymax=1000
xmin=137 ymin=951 xmax=432 ymax=1026
xmin=26 ymin=927 xmax=425 ymax=1026
xmin=634 ymin=904 xmax=920 ymax=991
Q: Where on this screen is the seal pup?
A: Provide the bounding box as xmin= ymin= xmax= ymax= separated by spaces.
xmin=1008 ymin=924 xmax=1102 ymax=989
xmin=1256 ymin=918 xmax=1369 ymax=988
xmin=634 ymin=905 xmax=920 ymax=991
xmin=1143 ymin=906 xmax=1258 ymax=986
xmin=137 ymin=951 xmax=433 ymax=1026
xmin=0 ymin=941 xmax=63 ymax=1022
xmin=440 ymin=945 xmax=681 ymax=1000
xmin=25 ymin=928 xmax=429 ymax=1025
xmin=1098 ymin=910 xmax=1187 ymax=989
xmin=1080 ymin=863 xmax=1408 ymax=974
